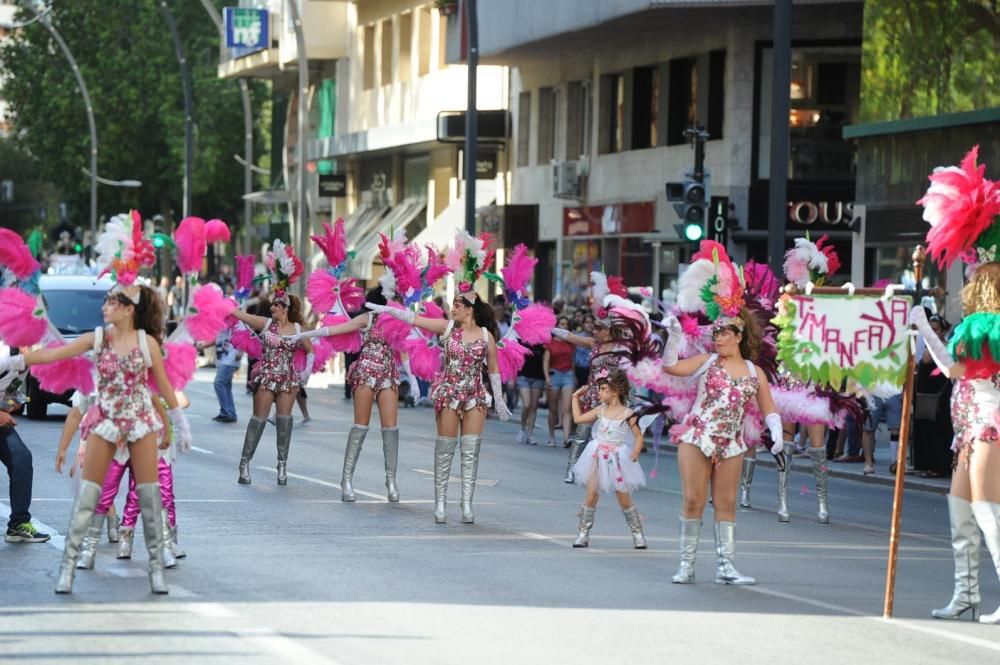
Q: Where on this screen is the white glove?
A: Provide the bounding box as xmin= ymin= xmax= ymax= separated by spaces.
xmin=168 ymin=407 xmax=192 ymax=453
xmin=284 ymin=327 xmax=329 ymax=343
xmin=662 ymin=316 xmax=682 ymax=366
xmin=489 ymin=373 xmax=512 ymax=421
xmin=365 ymin=302 xmax=415 ymax=324
xmin=764 ymin=413 xmax=784 ymax=455
xmin=909 ymin=306 xmax=956 ymax=376
xmin=401 ymin=359 xmax=420 ymax=399
xmin=298 ymin=352 xmax=315 ymax=384
xmin=0 ymin=350 xmax=26 ymax=376
xmin=551 ymin=327 xmax=570 ymax=340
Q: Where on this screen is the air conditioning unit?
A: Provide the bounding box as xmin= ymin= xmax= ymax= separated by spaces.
xmin=552 ymin=160 xmax=582 ymax=200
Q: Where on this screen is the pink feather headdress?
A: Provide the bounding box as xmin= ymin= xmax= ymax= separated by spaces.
xmin=783 ymin=235 xmax=841 ymax=288
xmin=445 ymin=231 xmax=496 ymax=303
xmin=589 ymin=271 xmax=628 ymax=323
xmin=676 ymin=240 xmax=745 ymax=322
xmin=95 ymin=210 xmax=156 ymax=289
xmin=265 ymin=239 xmax=304 ymax=299
xmin=917 ymin=145 xmax=1000 ymax=270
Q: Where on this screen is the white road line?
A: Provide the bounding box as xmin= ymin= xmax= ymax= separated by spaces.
xmin=412 ymin=468 xmax=499 ymax=487
xmin=745 ymin=585 xmax=1000 ymax=653
xmin=254 ymin=466 xmax=387 ymax=501
xmin=190 ymin=445 xmax=215 ymax=455
xmin=232 ymin=627 xmax=346 ymax=665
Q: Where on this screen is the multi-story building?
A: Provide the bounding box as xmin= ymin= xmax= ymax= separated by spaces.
xmin=446 ymin=0 xmax=864 ymax=303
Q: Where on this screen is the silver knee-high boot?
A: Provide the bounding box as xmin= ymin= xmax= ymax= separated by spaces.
xmin=459 ymin=435 xmax=481 ymax=524
xmin=714 ymin=521 xmax=755 ymax=585
xmin=238 ymin=416 xmax=267 ymax=484
xmin=117 ymin=526 xmax=135 ymax=559
xmin=932 ymin=495 xmax=981 ymax=620
xmin=739 ymin=457 xmax=756 ymax=509
xmin=573 ymin=505 xmax=596 ymax=547
xmin=168 ymin=520 xmax=186 ymax=559
xmin=341 ymin=425 xmax=369 ymax=501
xmin=107 ymin=516 xmax=120 ymax=543
xmin=76 ymin=513 xmax=105 ymax=570
xmin=159 ymin=509 xmax=177 ymax=569
xmin=970 ymin=501 xmax=1000 ymax=623
xmin=672 ymin=517 xmax=701 ymax=584
xmin=623 ymin=505 xmax=647 ymax=549
xmin=382 ymin=427 xmax=400 ymax=503
xmin=55 ymin=480 xmax=102 ymax=593
xmin=275 ymin=415 xmax=293 ymax=485
xmin=807 ymin=447 xmax=830 ymax=523
xmin=137 ymin=482 xmax=168 ymax=594
xmin=564 ymin=424 xmax=591 ymax=483
xmin=433 ymin=436 xmax=458 ymax=523
xmin=777 ymin=441 xmax=792 ymax=522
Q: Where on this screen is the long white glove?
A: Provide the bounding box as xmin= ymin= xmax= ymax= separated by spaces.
xmin=168 ymin=407 xmax=192 ymax=453
xmin=402 ymin=359 xmax=420 ymax=400
xmin=909 ymin=306 xmax=956 ymax=376
xmin=299 ymin=352 xmax=315 ymax=384
xmin=489 ymin=373 xmax=512 ymax=421
xmin=764 ymin=413 xmax=784 ymax=455
xmin=365 ymin=302 xmax=415 ymax=324
xmin=551 ymin=327 xmax=570 ymax=340
xmin=0 ymin=350 xmax=26 ymax=376
xmin=285 ymin=327 xmax=330 ymax=343
xmin=662 ymin=316 xmax=682 ymax=366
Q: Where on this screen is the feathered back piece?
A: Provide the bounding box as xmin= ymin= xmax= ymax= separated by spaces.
xmin=378 ymin=232 xmax=450 ymax=308
xmin=264 ymin=239 xmax=304 ymax=299
xmin=500 ymin=245 xmax=536 ymax=309
xmin=783 ymin=235 xmax=841 ymax=288
xmin=918 ymin=145 xmax=1000 ymax=270
xmin=96 ymin=210 xmax=156 ymax=287
xmin=312 ymin=218 xmax=350 ymax=270
xmin=676 ymin=240 xmax=745 ymax=322
xmin=445 ymin=231 xmax=496 ymax=302
xmin=306 ymin=219 xmax=363 ymax=315
xmin=0 ymin=228 xmax=41 ymax=283
xmin=589 ymin=271 xmax=628 ymax=322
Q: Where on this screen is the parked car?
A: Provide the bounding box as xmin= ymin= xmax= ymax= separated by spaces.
xmin=25 ymin=275 xmax=112 ymax=419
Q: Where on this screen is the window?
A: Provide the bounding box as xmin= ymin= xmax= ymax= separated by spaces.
xmin=598 ymin=74 xmax=625 ymax=154
xmin=707 ymin=50 xmax=726 ymax=139
xmin=418 ymin=8 xmax=432 ymax=76
xmin=363 ymin=25 xmax=376 ymax=90
xmin=667 ymin=58 xmax=697 ymax=145
xmin=517 ymin=92 xmax=531 ymax=167
xmin=631 ymin=66 xmax=659 ymax=149
xmin=398 ymin=13 xmax=412 ymax=83
xmin=381 ymin=19 xmax=394 ymax=85
xmin=537 ymin=87 xmax=557 ymax=164
xmin=756 ymin=44 xmax=861 ymax=180
xmin=566 ymin=81 xmax=591 ymax=160
xmin=438 ymin=15 xmax=447 ymax=69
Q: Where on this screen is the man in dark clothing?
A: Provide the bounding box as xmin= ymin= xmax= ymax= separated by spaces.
xmin=0 ymin=358 xmax=49 ymax=543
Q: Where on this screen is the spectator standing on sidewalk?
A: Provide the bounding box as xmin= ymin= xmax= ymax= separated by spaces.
xmin=213 ymin=327 xmax=242 ymax=423
xmin=0 ymin=361 xmax=50 ymax=544
xmin=515 ymin=344 xmax=547 ymax=445
xmin=544 ymin=316 xmax=577 ymax=447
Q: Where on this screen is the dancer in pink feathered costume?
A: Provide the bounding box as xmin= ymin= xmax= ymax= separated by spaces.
xmin=365 ymin=231 xmax=513 ymax=524
xmin=230 ymin=240 xmax=314 ymax=487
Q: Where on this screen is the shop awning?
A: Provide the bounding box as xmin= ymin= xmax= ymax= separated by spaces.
xmin=350 ymin=197 xmax=428 ymax=279
xmin=411 ymin=182 xmax=498 ymax=251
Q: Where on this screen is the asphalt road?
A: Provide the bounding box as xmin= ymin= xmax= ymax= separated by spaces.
xmin=1 ymin=368 xmax=999 ymax=664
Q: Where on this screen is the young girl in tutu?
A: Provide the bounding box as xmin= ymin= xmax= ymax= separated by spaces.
xmin=570 ymin=368 xmax=647 ymax=549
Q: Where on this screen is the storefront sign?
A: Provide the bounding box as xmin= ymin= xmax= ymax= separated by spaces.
xmin=788 ymin=200 xmax=854 ymax=226
xmin=318 ymin=174 xmax=347 ymax=198
xmin=775 ymin=294 xmax=912 ymax=390
xmin=224 ymin=8 xmax=269 ymax=52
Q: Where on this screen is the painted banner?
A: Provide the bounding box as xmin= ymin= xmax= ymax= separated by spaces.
xmin=774 ymin=294 xmax=912 ymax=390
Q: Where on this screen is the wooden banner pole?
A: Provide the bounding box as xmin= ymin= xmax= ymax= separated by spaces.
xmin=882 ymin=245 xmax=926 ymax=618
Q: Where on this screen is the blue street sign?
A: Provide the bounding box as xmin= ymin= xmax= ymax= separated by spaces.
xmin=224 ymin=7 xmax=269 ymax=54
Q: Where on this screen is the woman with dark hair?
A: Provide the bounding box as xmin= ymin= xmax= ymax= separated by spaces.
xmin=367 ymin=288 xmax=511 ymax=524
xmin=661 ymin=308 xmax=784 ymax=586
xmin=231 ymin=291 xmax=314 ymax=487
xmin=288 ymin=286 xmax=405 ymax=502
xmin=2 ymin=283 xmax=192 ymax=594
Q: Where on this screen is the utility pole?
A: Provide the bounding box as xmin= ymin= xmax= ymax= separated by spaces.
xmin=463 ymin=0 xmax=479 ymax=235
xmin=159 ymin=1 xmax=194 ymax=221
xmin=767 ymin=0 xmax=793 ymax=275
xmin=288 ymin=0 xmax=309 ymax=297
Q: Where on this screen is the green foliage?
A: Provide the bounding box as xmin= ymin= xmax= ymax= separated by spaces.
xmin=861 ymin=0 xmax=1000 ymax=122
xmin=0 ymin=1 xmax=270 ymax=229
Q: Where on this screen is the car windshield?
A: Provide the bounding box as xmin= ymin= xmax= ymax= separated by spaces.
xmin=42 ymin=290 xmax=106 ymax=336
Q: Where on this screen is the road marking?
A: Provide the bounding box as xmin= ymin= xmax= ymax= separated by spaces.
xmin=745 ymin=585 xmax=1000 ymax=653
xmin=254 ymin=466 xmax=388 ymax=501
xmin=232 ymin=627 xmax=346 ymax=665
xmin=190 ymin=445 xmax=215 ymax=455
xmin=412 ymin=469 xmax=499 ymax=487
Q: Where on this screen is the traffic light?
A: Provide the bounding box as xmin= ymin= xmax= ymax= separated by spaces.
xmin=667 ymin=174 xmax=710 ymax=245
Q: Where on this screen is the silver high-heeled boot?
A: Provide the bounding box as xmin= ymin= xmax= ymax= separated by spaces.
xmin=117 ymin=526 xmax=135 ymax=559
xmin=238 ymin=416 xmax=267 ymax=484
xmin=341 ymin=425 xmax=368 ymax=501
xmin=382 ymin=427 xmax=400 ymax=503
xmin=137 ymin=483 xmax=168 ymax=594
xmin=75 ymin=513 xmax=105 ymax=569
xmin=714 ymin=521 xmax=755 ymax=585
xmin=159 ymin=508 xmax=178 ymax=569
xmin=777 ymin=441 xmax=792 ymax=522
xmin=807 ymin=447 xmax=830 ymax=523
xmin=459 ymin=435 xmax=481 ymax=524
xmin=107 ymin=515 xmax=120 ymax=543
xmin=932 ymin=495 xmax=981 ymax=620
xmin=169 ymin=522 xmax=186 ymax=559
xmin=433 ymin=436 xmax=458 ymax=523
xmin=275 ymin=415 xmax=293 ymax=485
xmin=970 ymin=501 xmax=1000 ymax=624
xmin=55 ymin=480 xmax=102 ymax=594
xmin=672 ymin=517 xmax=701 ymax=584
xmin=573 ymin=505 xmax=596 ymax=548
xmin=739 ymin=457 xmax=756 ymax=509
xmin=564 ymin=425 xmax=591 ymax=483
xmin=623 ymin=505 xmax=647 ymax=549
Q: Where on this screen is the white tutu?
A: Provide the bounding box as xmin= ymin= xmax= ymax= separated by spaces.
xmin=572 ymin=440 xmax=646 ymax=494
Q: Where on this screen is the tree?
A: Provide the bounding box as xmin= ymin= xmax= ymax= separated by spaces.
xmin=0 ymin=0 xmax=270 ymax=232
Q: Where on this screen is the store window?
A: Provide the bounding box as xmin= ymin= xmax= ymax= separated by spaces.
xmin=756 ymin=44 xmax=861 ymax=181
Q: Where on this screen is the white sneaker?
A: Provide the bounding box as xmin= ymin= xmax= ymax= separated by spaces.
xmin=516 ymin=430 xmax=526 ymax=444
xmin=547 ymin=439 xmax=557 ymax=447
xmin=527 ymin=438 xmax=538 ymax=446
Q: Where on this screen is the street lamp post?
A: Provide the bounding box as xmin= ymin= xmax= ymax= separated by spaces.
xmin=286 ymin=0 xmax=309 ymax=297
xmin=159 ymin=1 xmax=194 ymax=220
xmin=81 ymin=168 xmax=142 ymax=189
